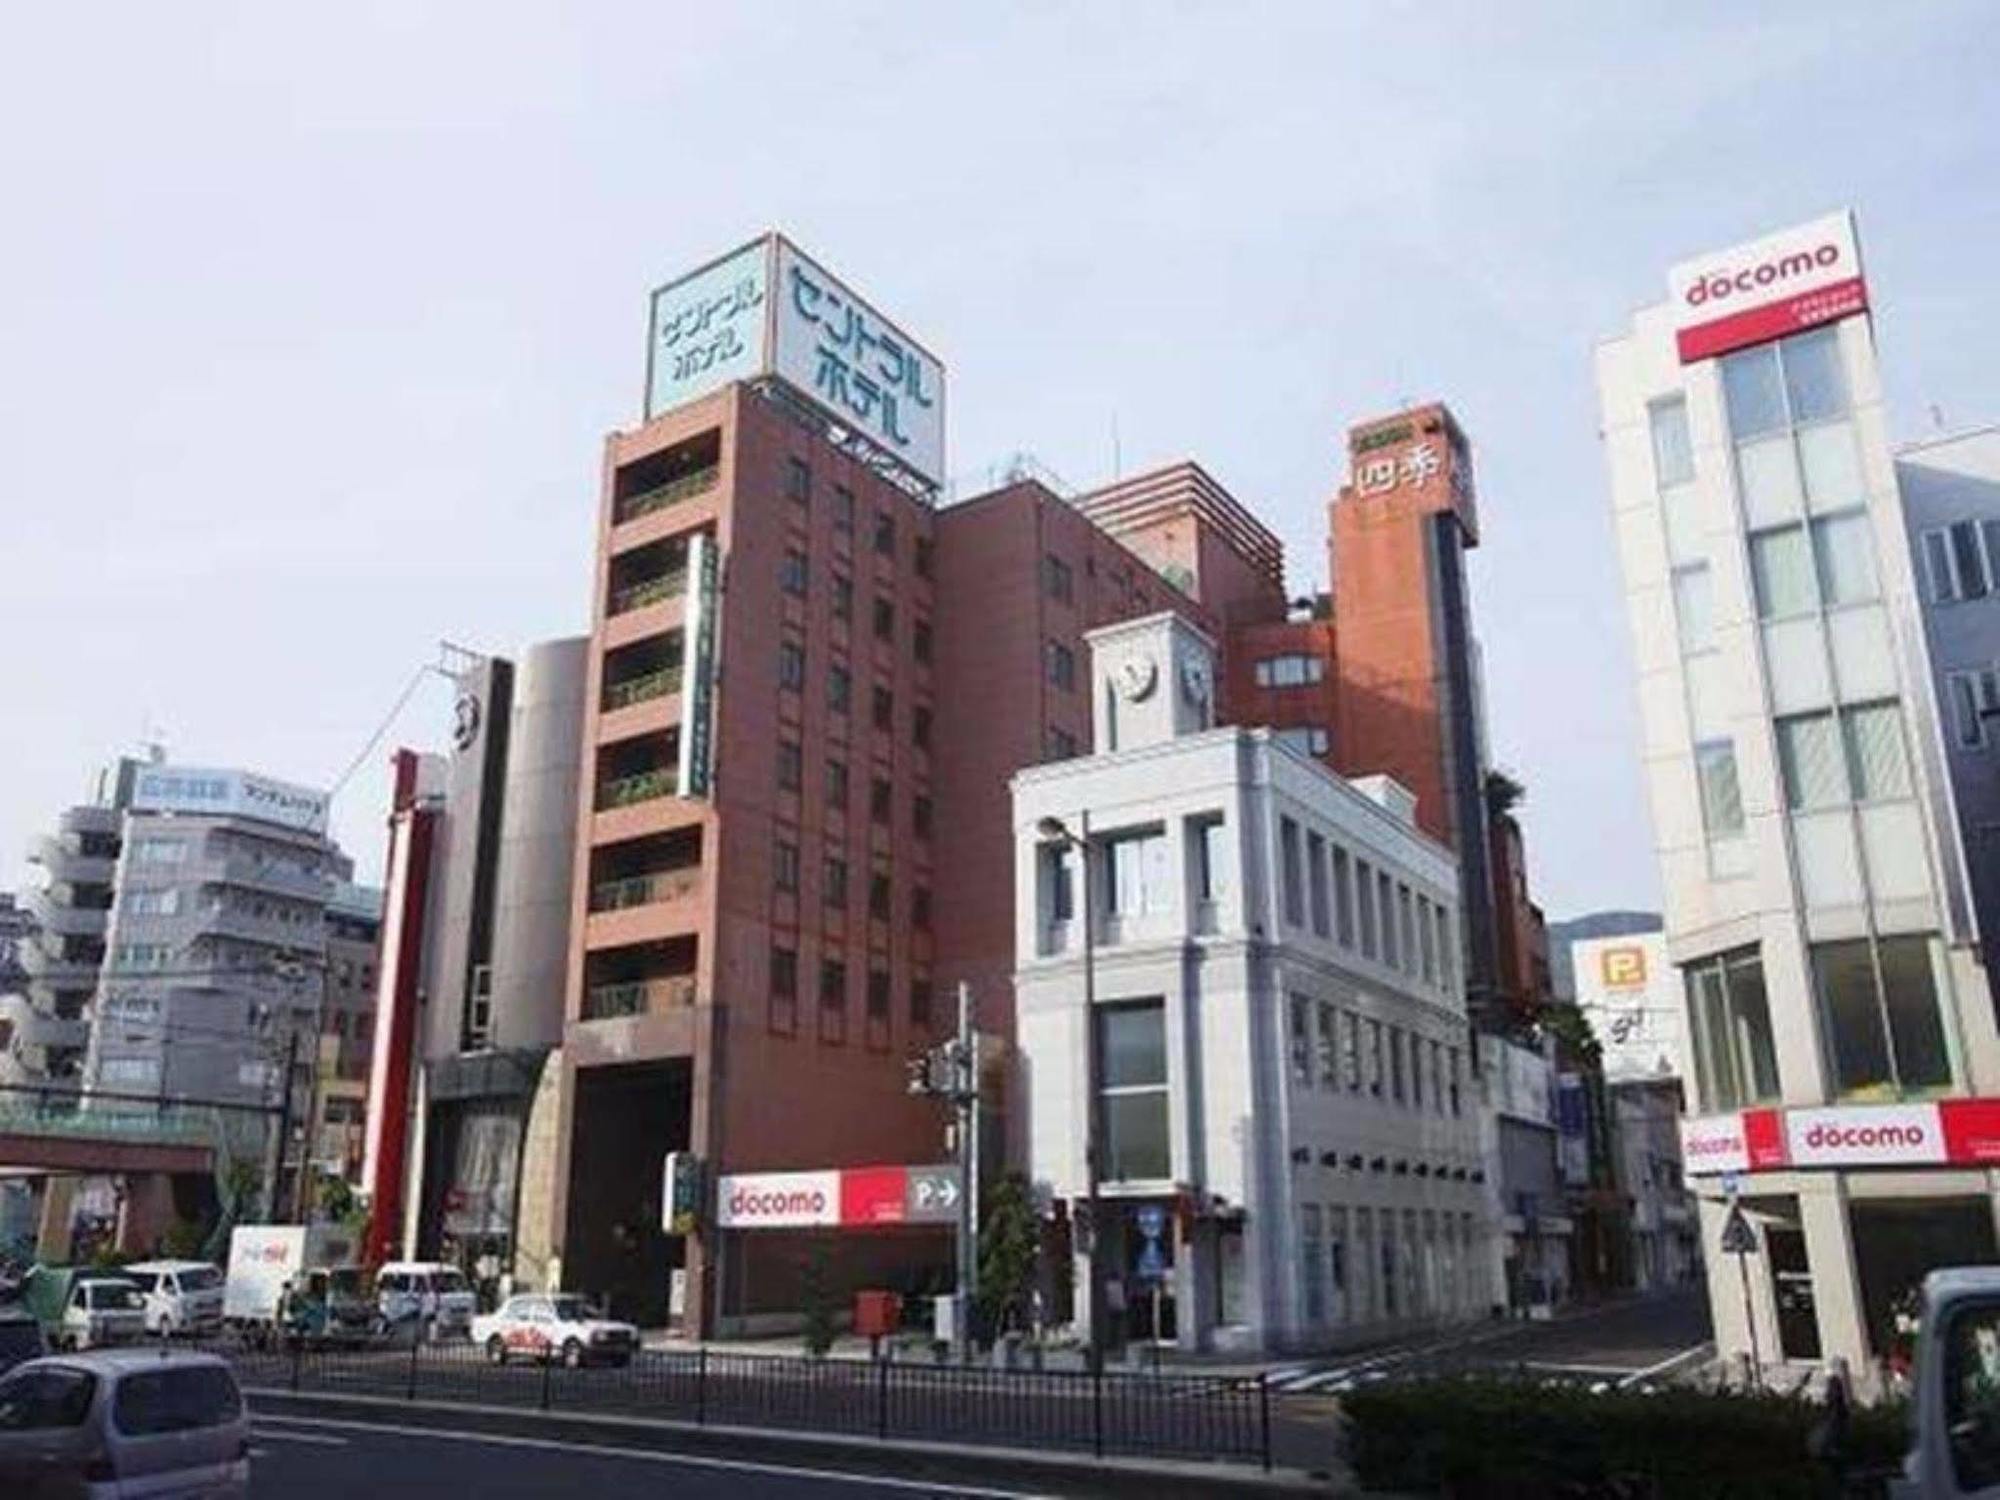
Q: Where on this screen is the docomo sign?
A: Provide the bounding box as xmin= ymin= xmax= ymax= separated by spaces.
xmin=1680 ymin=1114 xmax=1749 ymax=1176
xmin=1786 ymin=1104 xmax=1945 ymax=1168
xmin=715 ymin=1164 xmax=961 ymax=1231
xmin=717 ymin=1171 xmax=839 ymax=1229
xmin=1681 ymin=1100 xmax=2000 ymax=1174
xmin=1668 ymin=211 xmax=1867 ymax=363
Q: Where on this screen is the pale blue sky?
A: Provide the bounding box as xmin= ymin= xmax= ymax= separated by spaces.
xmin=3 ymin=3 xmax=1996 ymax=919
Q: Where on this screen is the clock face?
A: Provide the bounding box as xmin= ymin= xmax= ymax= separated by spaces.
xmin=452 ymin=692 xmax=482 ymax=750
xmin=1180 ymin=659 xmax=1211 ymax=708
xmin=1118 ymin=655 xmax=1158 ymax=702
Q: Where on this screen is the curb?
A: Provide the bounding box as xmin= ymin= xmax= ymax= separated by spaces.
xmin=243 ymin=1386 xmax=1340 ymax=1497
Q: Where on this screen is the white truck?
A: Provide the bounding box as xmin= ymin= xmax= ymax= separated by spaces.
xmin=224 ymin=1224 xmax=361 ymax=1345
xmin=1893 ymin=1266 xmax=2000 ymax=1497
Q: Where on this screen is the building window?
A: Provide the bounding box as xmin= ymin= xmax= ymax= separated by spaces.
xmin=826 ymin=758 xmax=848 ymax=809
xmin=828 ymin=664 xmax=851 ymax=714
xmin=1332 ymin=847 xmax=1354 ymax=946
xmin=1367 ymin=1019 xmax=1385 ymax=1097
xmin=1046 ymin=726 xmax=1077 ymax=761
xmin=1104 ymin=829 xmax=1170 ymax=919
xmin=1389 ymin=1027 xmax=1407 ymax=1104
xmin=1276 ymin=725 xmax=1332 ymax=758
xmin=770 ymin=946 xmax=797 ymax=1028
xmin=833 ymin=485 xmax=855 ymax=533
xmin=1694 ymin=739 xmax=1745 ymax=837
xmin=1041 ymin=843 xmax=1075 ymax=924
xmin=1044 ymin=554 xmax=1073 ymax=604
xmin=913 ymin=619 xmax=933 ymax=664
xmin=781 ymin=548 xmax=808 ymax=597
xmin=1300 ymin=1204 xmax=1326 ymax=1325
xmin=1648 ymin=396 xmax=1695 ymax=487
xmin=867 ymin=969 xmax=890 ymax=1020
xmin=874 ymin=510 xmax=895 ymax=556
xmin=914 ymin=536 xmax=934 ymax=578
xmin=1378 ymin=870 xmax=1397 ymax=968
xmin=1279 ymin=818 xmax=1304 ymax=927
xmin=1921 ymin=519 xmax=2000 ymax=605
xmin=869 ymin=871 xmax=890 ymax=920
xmin=1098 ymin=1001 xmax=1169 ymax=1181
xmin=1671 ymin=564 xmax=1715 ymax=654
xmin=1193 ymin=816 xmax=1227 ymax=903
xmin=870 ymin=776 xmax=892 ymax=823
xmin=777 ymin=741 xmax=801 ymax=790
xmin=785 ymin=458 xmax=810 ymax=504
xmin=915 ymin=705 xmax=934 ymax=750
xmin=873 ymin=597 xmax=895 ymax=641
xmin=910 ymin=977 xmax=932 ymax=1027
xmin=1356 ymin=860 xmax=1378 ymax=959
xmin=1775 ymin=701 xmax=1910 ymax=810
xmin=824 ymin=857 xmax=848 ymax=908
xmin=1254 ymin=655 xmax=1325 ymax=688
xmin=1948 ymin=669 xmax=2000 ymax=748
xmin=914 ymin=794 xmax=933 ymax=839
xmin=1306 ymin=832 xmax=1330 ymax=937
xmin=1317 ymin=1002 xmax=1339 ymax=1088
xmin=1342 ymin=1012 xmax=1362 ymax=1092
xmin=1289 ymin=995 xmax=1312 ymax=1084
xmin=832 ymin=573 xmax=853 ymax=620
xmin=778 ymin=641 xmax=805 ymax=691
xmin=872 ymin=685 xmax=893 ymax=731
xmin=1722 ymin=327 xmax=1848 ymax=440
xmin=1749 ymin=513 xmax=1878 ymax=618
xmin=1814 ymin=936 xmax=1952 ymax=1098
xmin=820 ymin=959 xmax=846 ymax=1012
xmin=1047 ymin=640 xmax=1076 ymax=691
xmin=1397 ymin=885 xmax=1415 ymax=976
xmin=913 ymin=885 xmax=931 ymax=930
xmin=1418 ymin=898 xmax=1437 ymax=984
xmin=1685 ymin=947 xmax=1779 ymax=1110
xmin=774 ymin=839 xmax=799 ymax=892
xmin=1447 ymin=1046 xmax=1462 ymax=1117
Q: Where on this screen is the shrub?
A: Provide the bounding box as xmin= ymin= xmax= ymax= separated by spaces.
xmin=1342 ymin=1377 xmax=1908 ymax=1499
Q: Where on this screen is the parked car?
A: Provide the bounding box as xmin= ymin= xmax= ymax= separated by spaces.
xmin=20 ymin=1270 xmax=147 ymax=1352
xmin=470 ymin=1293 xmax=638 ymax=1368
xmin=0 ymin=1347 xmax=249 ymax=1497
xmin=375 ymin=1262 xmax=476 ymax=1342
xmin=121 ymin=1261 xmax=224 ymax=1339
xmin=0 ymin=1309 xmax=44 ymax=1376
xmin=223 ymin=1224 xmax=359 ymax=1348
xmin=276 ymin=1267 xmax=377 ymax=1347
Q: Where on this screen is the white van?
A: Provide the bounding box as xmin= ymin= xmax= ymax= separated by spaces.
xmin=122 ymin=1260 xmax=225 ymax=1338
xmin=375 ymin=1262 xmax=477 ymax=1340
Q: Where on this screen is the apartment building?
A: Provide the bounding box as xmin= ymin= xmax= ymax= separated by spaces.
xmin=1013 ymin=613 xmax=1488 ymax=1354
xmin=1597 ymin=210 xmax=2000 ymax=1376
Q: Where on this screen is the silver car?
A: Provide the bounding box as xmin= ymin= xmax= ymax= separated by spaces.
xmin=0 ymin=1347 xmax=249 ymax=1497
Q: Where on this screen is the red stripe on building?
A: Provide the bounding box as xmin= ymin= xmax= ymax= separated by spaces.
xmin=1743 ymin=1107 xmax=1788 ymax=1170
xmin=1675 ymin=277 xmax=1868 ymax=362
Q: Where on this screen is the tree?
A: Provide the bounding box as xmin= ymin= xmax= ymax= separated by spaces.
xmin=977 ymin=1173 xmax=1039 ymax=1338
xmin=799 ymin=1240 xmax=835 ymax=1357
xmin=1484 ymin=768 xmax=1527 ymax=819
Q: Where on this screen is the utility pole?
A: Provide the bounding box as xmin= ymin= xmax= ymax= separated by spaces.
xmin=267 ymin=1030 xmax=301 ymax=1223
xmin=908 ymin=983 xmax=981 ymax=1362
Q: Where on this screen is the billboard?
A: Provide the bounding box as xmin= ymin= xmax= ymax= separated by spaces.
xmin=131 ymin=765 xmax=329 ymax=835
xmin=714 ymin=1164 xmax=960 ymax=1231
xmin=677 ymin=531 xmax=719 ymax=799
xmin=1668 ymin=210 xmax=1867 ymax=364
xmin=1681 ymin=1099 xmax=2000 ymax=1175
xmin=1571 ymin=931 xmax=1682 ymax=1082
xmin=642 ymin=235 xmax=946 ymax=487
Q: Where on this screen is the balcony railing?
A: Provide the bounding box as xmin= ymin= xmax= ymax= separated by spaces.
xmin=609 ymin=569 xmax=688 ymax=616
xmin=614 ymin=467 xmax=719 ymax=525
xmin=596 ymin=768 xmax=677 ymax=810
xmin=590 ymin=869 xmax=701 ymax=913
xmin=602 ymin=667 xmax=684 ymax=712
xmin=582 ymin=975 xmax=697 ymax=1020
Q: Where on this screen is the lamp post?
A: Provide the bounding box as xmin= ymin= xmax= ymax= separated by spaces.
xmin=1037 ymin=811 xmax=1102 ymax=1375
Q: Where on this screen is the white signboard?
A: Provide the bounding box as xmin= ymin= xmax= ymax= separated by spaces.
xmin=132 ymin=765 xmax=329 ymax=835
xmin=715 ymin=1170 xmax=839 ymax=1229
xmin=1679 ymin=1114 xmax=1749 ymax=1177
xmin=645 ymin=239 xmax=770 ymax=420
xmin=1784 ymin=1104 xmax=1945 ymax=1168
xmin=1571 ymin=932 xmax=1683 ymax=1082
xmin=772 ymin=239 xmax=944 ymax=485
xmin=1667 ymin=210 xmax=1867 ymax=363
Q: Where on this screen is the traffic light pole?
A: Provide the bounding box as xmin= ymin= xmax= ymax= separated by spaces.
xmin=955 ymin=981 xmax=977 ymax=1365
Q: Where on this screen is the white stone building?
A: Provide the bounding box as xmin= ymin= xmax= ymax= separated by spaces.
xmin=1011 ymin=612 xmax=1492 ymax=1355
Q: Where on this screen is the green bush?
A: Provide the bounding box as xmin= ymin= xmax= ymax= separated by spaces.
xmin=1342 ymin=1378 xmax=1908 ymax=1499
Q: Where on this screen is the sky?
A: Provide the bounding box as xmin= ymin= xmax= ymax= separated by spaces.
xmin=3 ymin=2 xmax=1997 ymax=922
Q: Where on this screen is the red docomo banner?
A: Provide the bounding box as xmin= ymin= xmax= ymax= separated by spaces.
xmin=1668 ymin=210 xmax=1867 ymax=364
xmin=714 ymin=1164 xmax=961 ymax=1230
xmin=1683 ymin=1100 xmax=2000 ymax=1174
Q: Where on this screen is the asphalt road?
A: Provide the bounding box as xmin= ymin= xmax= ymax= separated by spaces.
xmin=249 ymin=1412 xmax=1055 ymax=1498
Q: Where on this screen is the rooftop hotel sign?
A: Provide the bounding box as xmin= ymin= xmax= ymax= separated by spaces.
xmin=1668 ymin=210 xmax=1867 ymax=364
xmin=132 ymin=765 xmax=329 ymax=835
xmin=645 ymin=234 xmax=945 ymax=487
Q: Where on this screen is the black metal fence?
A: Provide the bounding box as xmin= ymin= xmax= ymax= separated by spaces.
xmin=215 ymin=1335 xmax=1272 ymax=1467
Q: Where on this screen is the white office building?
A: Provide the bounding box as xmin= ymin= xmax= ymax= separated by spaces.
xmin=1011 ymin=612 xmax=1491 ymax=1355
xmin=1596 ymin=210 xmax=2000 ymax=1381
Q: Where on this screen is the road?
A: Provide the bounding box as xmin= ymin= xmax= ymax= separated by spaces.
xmin=249 ymin=1412 xmax=1057 ymax=1498
xmin=1269 ymin=1285 xmax=1713 ymax=1396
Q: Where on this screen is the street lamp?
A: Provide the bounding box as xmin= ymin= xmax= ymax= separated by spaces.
xmin=1037 ymin=812 xmax=1103 ymax=1374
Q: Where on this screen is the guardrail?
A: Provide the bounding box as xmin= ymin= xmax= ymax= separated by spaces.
xmin=609 ymin=570 xmax=689 ymax=616
xmin=220 ymin=1335 xmax=1272 ymax=1468
xmin=614 ymin=468 xmax=719 ymax=525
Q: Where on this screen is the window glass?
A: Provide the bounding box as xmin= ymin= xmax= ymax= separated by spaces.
xmin=1812 ymin=511 xmax=1878 ymax=606
xmin=1648 ymin=398 xmax=1694 ymax=487
xmin=1879 ymin=936 xmax=1951 ymax=1091
xmin=1101 ymin=1003 xmax=1166 ymax=1088
xmin=1342 ymin=1012 xmax=1362 ymax=1091
xmin=1098 ymin=1002 xmax=1169 ymax=1180
xmin=1332 ymin=848 xmax=1354 ymax=946
xmin=1306 ymin=833 xmax=1329 ymax=937
xmin=1686 ymin=948 xmax=1778 ymax=1109
xmin=1288 ymin=996 xmax=1311 ymax=1083
xmin=1776 ymin=713 xmax=1844 ymax=810
xmin=1956 ymin=521 xmax=1993 ymax=600
xmin=1279 ymin=819 xmax=1304 ymax=927
xmin=1816 ymin=940 xmax=1895 ymax=1095
xmin=1356 ymin=862 xmax=1377 ymax=958
xmin=1737 ymin=435 xmax=1803 ymax=528
xmin=1782 ymin=327 xmax=1848 ymax=423
xmin=1195 ymin=817 xmax=1228 ymax=902
xmin=1798 ymin=421 xmax=1864 ymax=511
xmin=1750 ymin=526 xmax=1816 ymax=617
xmin=1843 ymin=701 xmax=1910 ymax=801
xmin=1950 ymin=671 xmax=2000 ymax=749
xmin=1660 ymin=484 xmax=1703 ymax=565
xmin=1106 ymin=831 xmax=1169 ymax=918
xmin=0 ymin=1368 xmax=96 ymax=1430
xmin=1317 ymin=1003 xmax=1338 ymax=1087
xmin=1671 ymin=565 xmax=1714 ymax=654
xmin=1695 ymin=740 xmax=1745 ymax=836
xmin=1923 ymin=529 xmax=1958 ymax=603
xmin=1944 ymin=1299 xmax=2000 ymax=1491
xmin=1721 ymin=345 xmax=1787 ymax=438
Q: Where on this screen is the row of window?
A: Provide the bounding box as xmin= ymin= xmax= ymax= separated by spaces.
xmin=1043 ymin=549 xmax=1155 ymax=614
xmin=1277 ymin=816 xmax=1457 ymax=995
xmin=1287 ymin=995 xmax=1465 ymax=1117
xmin=1255 ymin=655 xmax=1326 ymax=689
xmin=1691 ymin=700 xmax=1912 ymax=840
xmin=775 ymin=747 xmax=933 ymax=833
xmin=1298 ymin=1204 xmax=1481 ymax=1327
xmin=1687 ymin=934 xmax=1952 ymax=1110
xmin=1922 ymin=518 xmax=2000 ymax=607
xmin=773 ymin=839 xmax=932 ymax=926
xmin=775 ymin=648 xmax=932 ymax=747
xmin=783 ymin=456 xmax=935 ymax=577
xmin=768 ymin=943 xmax=932 ymax=1035
xmin=1275 ymin=725 xmax=1332 ymax=758
xmin=780 ymin=550 xmax=935 ymax=660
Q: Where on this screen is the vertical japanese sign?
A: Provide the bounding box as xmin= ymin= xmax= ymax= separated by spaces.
xmin=771 ymin=238 xmax=945 ymax=485
xmin=645 ymin=239 xmax=769 ymax=419
xmin=677 ymin=531 xmax=719 ymax=799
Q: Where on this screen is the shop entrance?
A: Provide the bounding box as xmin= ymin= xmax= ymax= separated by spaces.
xmin=1852 ymin=1197 xmax=1999 ymax=1359
xmin=1766 ymin=1226 xmax=1821 ymax=1361
xmin=1122 ymin=1202 xmax=1176 ymax=1343
xmin=563 ymin=1060 xmax=691 ymax=1325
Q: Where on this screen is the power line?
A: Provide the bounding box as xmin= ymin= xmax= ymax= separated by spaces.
xmin=326 ymin=662 xmax=433 ymax=801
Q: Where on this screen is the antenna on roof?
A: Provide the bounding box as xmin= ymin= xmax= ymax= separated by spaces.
xmin=1111 ymin=412 xmax=1122 ymax=482
xmin=1930 ymin=403 xmax=1947 ymax=432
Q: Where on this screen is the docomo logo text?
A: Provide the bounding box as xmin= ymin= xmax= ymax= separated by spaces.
xmin=1785 ymin=1104 xmax=1945 ymax=1166
xmin=1684 ymin=1131 xmax=1745 ymax=1159
xmin=728 ymin=1184 xmax=827 ymax=1219
xmin=1802 ymin=1120 xmax=1926 ymax=1151
xmin=1685 ymin=242 xmax=1843 ymax=307
xmin=1678 ymin=1116 xmax=1748 ymax=1174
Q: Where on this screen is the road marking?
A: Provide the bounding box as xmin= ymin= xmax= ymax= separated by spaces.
xmin=246 ymin=1413 xmax=1056 ymax=1496
xmin=1514 ymin=1362 xmax=1642 ymax=1378
xmin=1615 ymin=1342 xmax=1714 ymax=1389
xmin=250 ymin=1427 xmax=350 ymax=1446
